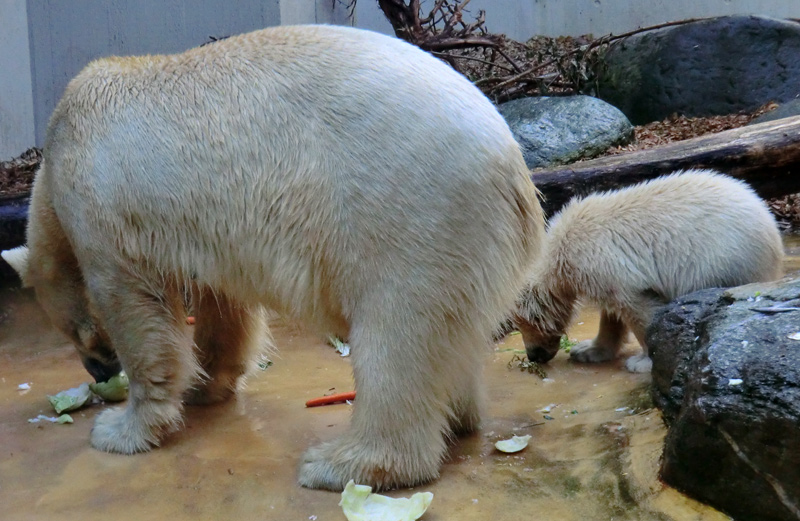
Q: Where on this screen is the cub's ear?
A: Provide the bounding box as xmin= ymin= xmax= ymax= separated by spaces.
xmin=2 ymin=246 xmax=31 ymax=287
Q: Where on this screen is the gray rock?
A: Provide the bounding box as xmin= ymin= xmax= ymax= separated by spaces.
xmin=598 ymin=16 xmax=800 ymax=124
xmin=749 ymin=99 xmax=800 ymax=126
xmin=648 ymin=278 xmax=800 ymax=521
xmin=496 ymin=95 xmax=633 ymax=169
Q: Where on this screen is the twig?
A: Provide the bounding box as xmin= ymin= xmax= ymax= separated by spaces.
xmin=494 ymin=46 xmax=523 ymax=73
xmin=431 ymin=52 xmax=514 ymax=72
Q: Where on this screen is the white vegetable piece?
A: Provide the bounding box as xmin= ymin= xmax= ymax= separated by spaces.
xmin=89 ymin=372 xmax=129 ymax=401
xmin=328 ymin=336 xmax=351 ymax=357
xmin=47 ymin=383 xmax=93 ymax=414
xmin=27 ymin=414 xmax=72 ymax=424
xmin=339 ymin=480 xmax=433 ymax=521
xmin=494 ymin=434 xmax=532 ymax=453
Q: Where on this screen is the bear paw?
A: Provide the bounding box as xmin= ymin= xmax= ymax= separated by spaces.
xmin=298 ymin=436 xmax=439 ymax=491
xmin=183 ymin=381 xmax=236 ymax=406
xmin=624 ymin=354 xmax=652 ymax=373
xmin=298 ymin=440 xmax=353 ymax=491
xmin=569 ymin=340 xmax=617 ymax=363
xmin=90 ymin=407 xmax=159 ymax=454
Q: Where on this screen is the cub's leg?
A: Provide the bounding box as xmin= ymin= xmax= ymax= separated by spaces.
xmin=620 ymin=295 xmax=663 ymax=373
xmin=85 ymin=267 xmax=197 ymax=453
xmin=185 ymin=289 xmax=267 ymax=405
xmin=298 ymin=300 xmax=463 ymax=491
xmin=570 ymin=310 xmax=627 ymax=363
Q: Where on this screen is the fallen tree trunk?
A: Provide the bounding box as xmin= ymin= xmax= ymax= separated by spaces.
xmin=531 ymin=115 xmax=800 ymax=218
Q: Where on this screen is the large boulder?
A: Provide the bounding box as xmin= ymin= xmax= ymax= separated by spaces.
xmin=598 ymin=16 xmax=800 ymax=124
xmin=647 ymin=277 xmax=800 ymax=521
xmin=496 ymin=95 xmax=633 ymax=169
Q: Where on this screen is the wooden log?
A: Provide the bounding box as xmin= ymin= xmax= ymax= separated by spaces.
xmin=531 ymin=115 xmax=800 ymax=218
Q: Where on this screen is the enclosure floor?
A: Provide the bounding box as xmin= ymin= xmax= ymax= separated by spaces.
xmin=2 ymin=241 xmax=797 ymax=521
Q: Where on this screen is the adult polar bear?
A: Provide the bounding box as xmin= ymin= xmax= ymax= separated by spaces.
xmin=515 ymin=170 xmax=782 ymax=373
xmin=3 ymin=25 xmax=544 ymax=490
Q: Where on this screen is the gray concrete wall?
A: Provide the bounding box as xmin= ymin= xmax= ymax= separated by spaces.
xmin=6 ymin=0 xmax=799 ymax=158
xmin=281 ymin=0 xmax=356 ymax=26
xmin=16 ymin=0 xmax=356 ymax=151
xmin=356 ymin=0 xmax=799 ymax=40
xmin=518 ymin=0 xmax=800 ymax=39
xmin=25 ymin=0 xmax=283 ymax=148
xmin=0 ymin=0 xmax=35 ymax=160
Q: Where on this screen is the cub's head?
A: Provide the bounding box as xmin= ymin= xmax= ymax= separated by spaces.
xmin=514 ymin=283 xmax=576 ymax=364
xmin=2 ymin=245 xmax=121 ymax=382
xmin=514 ymin=316 xmax=562 ymax=363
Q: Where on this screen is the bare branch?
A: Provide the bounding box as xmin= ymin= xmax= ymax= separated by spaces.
xmin=377 ymin=0 xmax=501 ymax=52
xmin=431 ymin=52 xmax=514 ymax=73
xmin=373 ymin=2 xmax=715 ymax=103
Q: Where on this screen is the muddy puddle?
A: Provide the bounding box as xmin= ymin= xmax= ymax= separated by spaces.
xmin=2 ymin=239 xmax=797 ymax=521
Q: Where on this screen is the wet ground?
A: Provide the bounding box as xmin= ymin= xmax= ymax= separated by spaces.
xmin=2 ymin=239 xmax=798 ymax=521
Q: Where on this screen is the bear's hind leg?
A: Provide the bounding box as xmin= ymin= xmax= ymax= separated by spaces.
xmin=620 ymin=296 xmax=661 ymax=373
xmin=447 ymin=354 xmax=485 ymax=436
xmin=185 ymin=289 xmax=268 ymax=405
xmin=570 ymin=310 xmax=627 ymax=363
xmin=86 ymin=268 xmax=197 ymax=453
xmin=298 ymin=301 xmax=465 ymax=491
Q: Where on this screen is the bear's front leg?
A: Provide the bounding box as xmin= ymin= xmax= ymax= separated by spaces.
xmin=570 ymin=309 xmax=627 ymax=363
xmin=298 ymin=312 xmax=461 ymax=491
xmin=86 ymin=268 xmax=198 ymax=453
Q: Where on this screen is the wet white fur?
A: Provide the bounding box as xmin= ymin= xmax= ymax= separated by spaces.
xmin=1 ymin=246 xmax=28 ymax=279
xmin=10 ymin=25 xmax=544 ymax=490
xmin=516 ymin=169 xmax=782 ymax=372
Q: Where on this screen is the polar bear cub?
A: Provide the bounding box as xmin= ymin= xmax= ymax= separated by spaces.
xmin=2 ymin=25 xmax=544 ymax=490
xmin=515 ymin=169 xmax=783 ymax=373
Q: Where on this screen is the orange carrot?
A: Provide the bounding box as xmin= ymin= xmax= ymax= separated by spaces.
xmin=186 ymin=316 xmax=196 ymax=325
xmin=305 ymin=391 xmax=356 ymax=407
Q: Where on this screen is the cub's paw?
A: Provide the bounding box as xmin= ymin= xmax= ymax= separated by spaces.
xmin=624 ymin=354 xmax=652 ymax=373
xmin=569 ymin=340 xmax=616 ymax=363
xmin=90 ymin=407 xmax=158 ymax=454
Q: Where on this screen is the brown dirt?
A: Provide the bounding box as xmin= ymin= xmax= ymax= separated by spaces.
xmin=604 ymin=103 xmax=779 ymax=154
